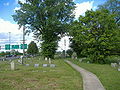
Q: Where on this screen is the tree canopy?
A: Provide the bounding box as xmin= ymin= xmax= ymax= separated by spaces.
xmin=69 ymin=9 xmax=118 ymax=63
xmin=27 ymin=41 xmax=38 ymax=55
xmin=13 ymin=0 xmax=75 ymax=58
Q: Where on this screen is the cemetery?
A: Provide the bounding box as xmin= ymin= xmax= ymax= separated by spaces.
xmin=0 ymin=56 xmax=120 ymax=90
xmin=0 ymin=57 xmax=82 ymax=90
xmin=0 ymin=0 xmax=120 ymax=90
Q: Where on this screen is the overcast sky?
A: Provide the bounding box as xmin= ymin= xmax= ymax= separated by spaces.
xmin=0 ymin=0 xmax=106 ymax=52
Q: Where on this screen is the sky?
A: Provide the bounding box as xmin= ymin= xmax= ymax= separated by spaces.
xmin=0 ymin=0 xmax=107 ymax=52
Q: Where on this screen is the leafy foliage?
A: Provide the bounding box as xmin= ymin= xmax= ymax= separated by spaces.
xmin=98 ymin=0 xmax=120 ymax=25
xmin=13 ymin=0 xmax=75 ymax=58
xmin=66 ymin=49 xmax=73 ymax=57
xmin=70 ymin=9 xmax=118 ymax=63
xmin=27 ymin=41 xmax=38 ymax=55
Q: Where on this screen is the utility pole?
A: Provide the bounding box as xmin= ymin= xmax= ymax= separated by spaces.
xmin=64 ymin=37 xmax=66 ymax=58
xmin=9 ymin=32 xmax=11 ymax=55
xmin=23 ymin=26 xmax=25 ymax=56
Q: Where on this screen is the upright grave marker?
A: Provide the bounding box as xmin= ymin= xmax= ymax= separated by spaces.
xmin=10 ymin=61 xmax=15 ymax=70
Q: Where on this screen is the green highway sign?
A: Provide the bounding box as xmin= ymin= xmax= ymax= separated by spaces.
xmin=12 ymin=45 xmax=19 ymax=49
xmin=5 ymin=44 xmax=10 ymax=50
xmin=4 ymin=44 xmax=28 ymax=50
xmin=20 ymin=44 xmax=27 ymax=49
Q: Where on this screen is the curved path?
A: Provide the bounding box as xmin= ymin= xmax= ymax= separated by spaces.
xmin=65 ymin=60 xmax=105 ymax=90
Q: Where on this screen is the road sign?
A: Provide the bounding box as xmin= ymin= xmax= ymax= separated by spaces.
xmin=20 ymin=44 xmax=27 ymax=49
xmin=11 ymin=45 xmax=19 ymax=49
xmin=5 ymin=44 xmax=10 ymax=50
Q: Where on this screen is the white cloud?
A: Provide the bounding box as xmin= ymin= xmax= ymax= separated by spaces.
xmin=3 ymin=2 xmax=9 ymax=6
xmin=0 ymin=18 xmax=22 ymax=34
xmin=0 ymin=18 xmax=33 ymax=52
xmin=14 ymin=7 xmax=20 ymax=12
xmin=74 ymin=1 xmax=94 ymax=18
xmin=15 ymin=0 xmax=26 ymax=4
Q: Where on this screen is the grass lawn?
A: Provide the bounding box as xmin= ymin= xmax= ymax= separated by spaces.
xmin=0 ymin=57 xmax=83 ymax=90
xmin=70 ymin=59 xmax=120 ymax=90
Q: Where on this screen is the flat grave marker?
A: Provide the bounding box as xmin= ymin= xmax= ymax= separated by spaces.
xmin=43 ymin=64 xmax=47 ymax=67
xmin=50 ymin=64 xmax=56 ymax=68
xmin=34 ymin=64 xmax=39 ymax=67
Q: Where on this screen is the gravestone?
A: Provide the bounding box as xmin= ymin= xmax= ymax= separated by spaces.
xmin=43 ymin=64 xmax=47 ymax=67
xmin=118 ymin=62 xmax=120 ymax=65
xmin=25 ymin=64 xmax=29 ymax=66
xmin=10 ymin=61 xmax=15 ymax=70
xmin=49 ymin=58 xmax=51 ymax=64
xmin=45 ymin=57 xmax=47 ymax=61
xmin=34 ymin=64 xmax=39 ymax=67
xmin=111 ymin=63 xmax=117 ymax=67
xmin=118 ymin=68 xmax=120 ymax=71
xmin=20 ymin=56 xmax=23 ymax=64
xmin=18 ymin=60 xmax=21 ymax=63
xmin=3 ymin=59 xmax=5 ymax=61
xmin=50 ymin=64 xmax=56 ymax=68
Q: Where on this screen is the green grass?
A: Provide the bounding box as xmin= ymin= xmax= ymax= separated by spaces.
xmin=0 ymin=57 xmax=83 ymax=90
xmin=70 ymin=59 xmax=120 ymax=90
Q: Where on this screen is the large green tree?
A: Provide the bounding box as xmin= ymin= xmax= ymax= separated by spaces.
xmin=13 ymin=0 xmax=75 ymax=58
xmin=70 ymin=9 xmax=118 ymax=63
xmin=27 ymin=41 xmax=38 ymax=55
xmin=98 ymin=0 xmax=120 ymax=24
xmin=98 ymin=0 xmax=120 ymax=55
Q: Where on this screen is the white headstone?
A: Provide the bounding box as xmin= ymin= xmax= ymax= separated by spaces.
xmin=43 ymin=64 xmax=47 ymax=67
xmin=3 ymin=59 xmax=5 ymax=61
xmin=111 ymin=63 xmax=117 ymax=67
xmin=10 ymin=61 xmax=15 ymax=70
xmin=119 ymin=62 xmax=120 ymax=65
xmin=118 ymin=68 xmax=120 ymax=71
xmin=49 ymin=58 xmax=51 ymax=64
xmin=18 ymin=60 xmax=21 ymax=63
xmin=20 ymin=56 xmax=23 ymax=64
xmin=34 ymin=64 xmax=39 ymax=67
xmin=45 ymin=57 xmax=48 ymax=61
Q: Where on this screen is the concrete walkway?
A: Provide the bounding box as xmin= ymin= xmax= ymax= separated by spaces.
xmin=65 ymin=60 xmax=105 ymax=90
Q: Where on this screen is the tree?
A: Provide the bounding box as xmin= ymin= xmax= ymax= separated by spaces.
xmin=98 ymin=0 xmax=120 ymax=24
xmin=13 ymin=0 xmax=75 ymax=58
xmin=27 ymin=41 xmax=38 ymax=55
xmin=98 ymin=0 xmax=120 ymax=55
xmin=69 ymin=9 xmax=118 ymax=63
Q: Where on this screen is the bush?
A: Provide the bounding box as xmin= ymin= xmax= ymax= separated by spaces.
xmin=104 ymin=55 xmax=120 ymax=64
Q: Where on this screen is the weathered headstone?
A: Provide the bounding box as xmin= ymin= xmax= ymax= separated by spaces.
xmin=10 ymin=61 xmax=15 ymax=70
xmin=18 ymin=60 xmax=21 ymax=63
xmin=3 ymin=59 xmax=5 ymax=61
xmin=34 ymin=64 xmax=39 ymax=67
xmin=20 ymin=56 xmax=23 ymax=64
xmin=118 ymin=62 xmax=120 ymax=65
xmin=118 ymin=68 xmax=120 ymax=71
xmin=111 ymin=63 xmax=117 ymax=67
xmin=49 ymin=58 xmax=51 ymax=64
xmin=43 ymin=64 xmax=47 ymax=67
xmin=45 ymin=57 xmax=47 ymax=60
xmin=50 ymin=64 xmax=56 ymax=68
